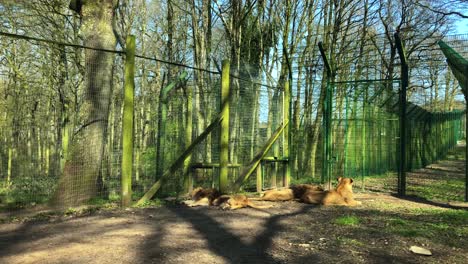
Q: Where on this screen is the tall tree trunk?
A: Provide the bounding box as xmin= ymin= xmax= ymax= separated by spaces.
xmin=52 ymin=0 xmax=116 ymax=206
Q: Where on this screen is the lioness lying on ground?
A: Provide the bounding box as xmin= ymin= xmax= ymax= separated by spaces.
xmin=183 ymin=187 xmax=271 ymax=210
xmin=256 ymin=184 xmax=324 ymax=201
xmin=214 ymin=194 xmax=272 ymax=210
xmin=300 ymin=177 xmax=361 ymax=206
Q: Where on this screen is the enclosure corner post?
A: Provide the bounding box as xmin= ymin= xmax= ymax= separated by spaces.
xmin=220 ymin=59 xmax=230 ymax=193
xmin=318 ymin=41 xmax=333 ymax=189
xmin=121 ymin=35 xmax=136 ymax=207
xmin=283 ymin=78 xmax=291 ymax=187
xmin=395 ymin=32 xmax=408 ymax=196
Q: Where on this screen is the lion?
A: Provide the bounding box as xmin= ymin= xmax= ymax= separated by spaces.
xmin=182 ymin=187 xmax=221 ymax=207
xmin=300 ymin=177 xmax=361 ymax=206
xmin=256 ymin=184 xmax=324 ymax=201
xmin=215 ymin=194 xmax=272 ymax=210
xmin=183 ymin=187 xmax=270 ymax=210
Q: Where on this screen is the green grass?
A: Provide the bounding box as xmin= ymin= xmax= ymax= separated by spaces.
xmin=336 ymin=237 xmax=365 ymax=246
xmin=334 ymin=215 xmax=360 ymax=226
xmin=133 ymin=198 xmax=166 ymax=208
xmin=384 ymin=209 xmax=468 ymax=246
xmin=407 ymin=179 xmax=465 ymax=202
xmin=0 ymin=177 xmax=56 ymax=210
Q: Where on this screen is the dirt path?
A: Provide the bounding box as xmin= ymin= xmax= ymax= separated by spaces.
xmin=1 ymin=147 xmax=467 ymax=264
xmin=0 ymin=193 xmax=466 ymax=264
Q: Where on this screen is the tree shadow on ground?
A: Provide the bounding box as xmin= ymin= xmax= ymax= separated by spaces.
xmin=138 ymin=204 xmax=316 ymax=264
xmin=1 ymin=200 xmax=466 ymax=263
xmin=391 ymin=194 xmax=468 ymax=210
xmin=0 ymin=213 xmax=133 ymax=257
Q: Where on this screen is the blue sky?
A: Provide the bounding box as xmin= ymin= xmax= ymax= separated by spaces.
xmin=455 ymin=19 xmax=468 ymax=34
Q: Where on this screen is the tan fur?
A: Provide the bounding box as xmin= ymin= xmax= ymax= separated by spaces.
xmin=256 ymin=184 xmax=324 ymax=201
xmin=258 ymin=189 xmax=295 ymax=201
xmin=300 ymin=177 xmax=361 ymax=206
xmin=183 ymin=188 xmax=271 ymax=210
xmin=217 ymin=194 xmax=273 ymax=210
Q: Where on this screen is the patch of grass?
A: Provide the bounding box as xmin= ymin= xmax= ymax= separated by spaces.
xmin=334 ymin=215 xmax=360 ymax=226
xmin=434 ymin=209 xmax=468 ymax=224
xmin=336 ymin=237 xmax=365 ymax=247
xmin=384 ymin=209 xmax=468 ymax=247
xmin=386 ymin=217 xmax=421 ymax=237
xmin=388 ymin=218 xmax=409 ymax=226
xmin=0 ymin=177 xmax=56 ymax=210
xmin=408 ymin=179 xmax=465 ymax=202
xmin=395 ymin=229 xmax=421 ymax=237
xmin=87 ymin=197 xmax=119 ymax=209
xmin=133 ymin=198 xmax=165 ymax=208
xmin=64 ymin=207 xmax=78 ymax=216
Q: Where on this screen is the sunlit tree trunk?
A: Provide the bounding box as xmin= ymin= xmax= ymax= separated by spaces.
xmin=52 ymin=0 xmax=117 ymax=206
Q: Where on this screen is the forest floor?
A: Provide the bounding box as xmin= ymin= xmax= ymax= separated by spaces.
xmin=0 ymin=147 xmax=467 ymax=264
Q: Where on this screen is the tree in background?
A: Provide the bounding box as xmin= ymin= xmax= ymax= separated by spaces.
xmin=52 ymin=0 xmax=117 ymax=206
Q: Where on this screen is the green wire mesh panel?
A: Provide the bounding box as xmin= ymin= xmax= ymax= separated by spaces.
xmin=130 ymin=58 xmax=223 ymax=197
xmin=328 ymin=79 xmax=464 ymax=193
xmin=329 ymin=80 xmax=400 ymax=191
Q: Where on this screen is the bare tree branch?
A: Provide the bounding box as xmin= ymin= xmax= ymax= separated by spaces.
xmin=415 ymin=1 xmax=468 ymax=19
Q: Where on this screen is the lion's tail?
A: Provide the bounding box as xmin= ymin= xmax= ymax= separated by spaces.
xmin=247 ymin=201 xmax=273 ymax=209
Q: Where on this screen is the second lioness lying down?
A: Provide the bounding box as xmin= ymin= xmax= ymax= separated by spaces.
xmin=255 ymin=184 xmax=324 ymax=201
xmin=183 ymin=187 xmax=271 ymax=210
xmin=300 ymin=177 xmax=361 ymax=206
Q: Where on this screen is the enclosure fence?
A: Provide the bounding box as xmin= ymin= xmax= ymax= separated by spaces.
xmin=1 ymin=31 xmax=467 ymax=211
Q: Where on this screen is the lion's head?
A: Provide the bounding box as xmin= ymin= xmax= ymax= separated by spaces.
xmin=336 ymin=177 xmax=355 ymax=193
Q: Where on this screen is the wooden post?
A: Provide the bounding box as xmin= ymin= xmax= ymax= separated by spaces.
xmin=121 ymin=35 xmax=135 ymax=207
xmin=256 ymin=162 xmax=262 ymax=193
xmin=219 ymin=60 xmax=230 ymax=193
xmin=7 ymin=147 xmax=12 ymax=186
xmin=395 ymin=32 xmax=408 ymax=196
xmin=283 ymin=78 xmax=291 ymax=187
xmin=183 ymin=85 xmax=193 ymax=193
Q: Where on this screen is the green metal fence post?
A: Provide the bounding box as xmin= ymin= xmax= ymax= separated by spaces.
xmin=283 ymin=78 xmax=291 ymax=187
xmin=318 ymin=42 xmax=333 ymax=189
xmin=122 ymin=35 xmax=135 ymax=207
xmin=395 ymin=32 xmax=408 ymax=196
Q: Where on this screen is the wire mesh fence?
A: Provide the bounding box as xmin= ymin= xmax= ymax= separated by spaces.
xmin=329 ymin=80 xmax=400 ymax=190
xmin=0 ymin=30 xmax=287 ymax=210
xmin=0 ymin=34 xmax=124 ymax=208
xmin=1 ymin=29 xmax=467 ymax=211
